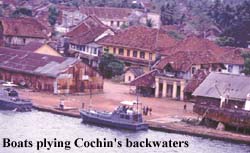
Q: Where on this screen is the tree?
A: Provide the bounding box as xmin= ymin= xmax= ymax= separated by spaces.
xmin=12 ymin=7 xmax=32 ymax=17
xmin=99 ymin=53 xmax=125 ymax=78
xmin=48 ymin=7 xmax=59 ymax=27
xmin=241 ymin=52 xmax=250 ymax=75
xmin=146 ymin=18 xmax=153 ymax=27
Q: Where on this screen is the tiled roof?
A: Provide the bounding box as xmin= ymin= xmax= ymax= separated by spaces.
xmin=125 ymin=66 xmax=144 ymax=77
xmin=99 ymin=26 xmax=178 ymax=52
xmin=184 ymin=69 xmax=209 ymax=93
xmin=65 ymin=16 xmax=110 ymax=45
xmin=80 ymin=6 xmax=133 ymax=20
xmin=0 ymin=47 xmax=78 ymax=78
xmin=156 ymin=36 xmax=245 ymax=72
xmin=130 ymin=69 xmax=158 ymax=87
xmin=0 ymin=17 xmax=49 ymax=39
xmin=20 ymin=41 xmax=44 ymax=52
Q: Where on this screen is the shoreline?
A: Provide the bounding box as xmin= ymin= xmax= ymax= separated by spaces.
xmin=32 ymin=105 xmax=250 ymax=145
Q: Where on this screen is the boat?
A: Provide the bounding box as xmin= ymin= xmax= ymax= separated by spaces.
xmin=0 ymin=82 xmax=32 ymax=112
xmin=80 ymin=100 xmax=149 ymax=131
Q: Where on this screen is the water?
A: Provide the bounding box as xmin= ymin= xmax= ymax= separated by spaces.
xmin=0 ymin=111 xmax=249 ymax=153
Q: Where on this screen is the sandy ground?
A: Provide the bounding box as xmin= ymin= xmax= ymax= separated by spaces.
xmin=18 ymin=80 xmax=196 ymax=121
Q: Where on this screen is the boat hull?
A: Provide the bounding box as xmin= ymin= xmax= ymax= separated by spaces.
xmin=0 ymin=99 xmax=32 ymax=112
xmin=80 ymin=111 xmax=148 ymax=131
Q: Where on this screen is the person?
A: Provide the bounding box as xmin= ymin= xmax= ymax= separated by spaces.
xmin=149 ymin=107 xmax=152 ymax=115
xmin=143 ymin=106 xmax=146 ymax=115
xmin=146 ymin=106 xmax=149 ymax=116
xmin=183 ymin=104 xmax=187 ymax=111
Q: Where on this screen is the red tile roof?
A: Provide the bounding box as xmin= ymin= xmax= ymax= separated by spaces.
xmin=65 ymin=16 xmax=110 ymax=45
xmin=98 ymin=26 xmax=178 ymax=52
xmin=80 ymin=6 xmax=133 ymax=20
xmin=0 ymin=17 xmax=49 ymax=39
xmin=184 ymin=69 xmax=209 ymax=93
xmin=155 ymin=36 xmax=245 ymax=72
xmin=130 ymin=69 xmax=158 ymax=87
xmin=20 ymin=41 xmax=44 ymax=52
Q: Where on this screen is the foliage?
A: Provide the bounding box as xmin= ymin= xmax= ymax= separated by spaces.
xmin=48 ymin=7 xmax=59 ymax=26
xmin=241 ymin=52 xmax=250 ymax=75
xmin=12 ymin=7 xmax=32 ymax=17
xmin=216 ymin=36 xmax=236 ymax=46
xmin=207 ymin=0 xmax=250 ymax=47
xmin=99 ymin=53 xmax=125 ymax=78
xmin=167 ymin=31 xmax=184 ymax=40
xmin=146 ymin=18 xmax=153 ymax=27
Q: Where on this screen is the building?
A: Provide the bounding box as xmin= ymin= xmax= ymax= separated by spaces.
xmin=80 ymin=6 xmax=161 ymax=29
xmin=20 ymin=41 xmax=61 ymax=57
xmin=0 ymin=47 xmax=103 ymax=94
xmin=192 ymin=72 xmax=250 ymax=131
xmin=131 ymin=36 xmax=246 ymax=101
xmin=124 ymin=66 xmax=144 ymax=83
xmin=193 ymin=72 xmax=250 ymax=109
xmin=98 ymin=26 xmax=178 ymax=70
xmin=65 ymin=16 xmax=114 ymax=67
xmin=0 ymin=17 xmax=49 ymax=48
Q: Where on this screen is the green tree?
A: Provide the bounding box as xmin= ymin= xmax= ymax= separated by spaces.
xmin=241 ymin=52 xmax=250 ymax=75
xmin=48 ymin=7 xmax=59 ymax=27
xmin=99 ymin=53 xmax=125 ymax=78
xmin=146 ymin=18 xmax=153 ymax=27
xmin=12 ymin=7 xmax=32 ymax=17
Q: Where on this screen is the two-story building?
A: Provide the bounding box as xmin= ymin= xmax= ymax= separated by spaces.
xmin=98 ymin=26 xmax=178 ymax=71
xmin=0 ymin=17 xmax=49 ymax=48
xmin=131 ymin=36 xmax=246 ymax=101
xmin=65 ymin=16 xmax=114 ymax=68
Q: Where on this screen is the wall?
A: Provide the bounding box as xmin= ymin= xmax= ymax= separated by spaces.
xmin=104 ymin=46 xmax=156 ymax=62
xmin=4 ymin=36 xmax=46 ymax=47
xmin=35 ymin=44 xmax=62 ymax=57
xmin=221 ymin=64 xmax=244 ymax=75
xmin=124 ymin=71 xmax=135 ymax=83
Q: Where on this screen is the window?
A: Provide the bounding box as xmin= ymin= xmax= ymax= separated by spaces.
xmin=113 ymin=48 xmax=116 ymax=54
xmin=104 ymin=48 xmax=109 ymax=52
xmin=149 ymin=53 xmax=153 ymax=60
xmin=140 ymin=52 xmax=145 ymax=59
xmin=133 ymin=51 xmax=137 ymax=58
xmin=228 ymin=64 xmax=233 ymax=73
xmin=117 ymin=21 xmax=120 ymax=27
xmin=128 ymin=76 xmax=131 ymax=81
xmin=118 ymin=48 xmax=124 ymax=55
xmin=191 ymin=67 xmax=196 ymax=74
xmin=127 ymin=50 xmax=130 ymax=57
xmin=93 ymin=48 xmax=97 ymax=55
xmin=110 ymin=21 xmax=114 ymax=26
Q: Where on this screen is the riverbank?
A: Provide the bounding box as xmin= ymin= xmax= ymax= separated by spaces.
xmin=32 ymin=104 xmax=250 ymax=145
xmin=17 ymin=80 xmax=250 ymax=145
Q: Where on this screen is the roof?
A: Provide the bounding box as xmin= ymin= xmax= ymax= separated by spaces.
xmin=99 ymin=26 xmax=178 ymax=52
xmin=0 ymin=17 xmax=49 ymax=38
xmin=192 ymin=72 xmax=250 ymax=101
xmin=155 ymin=36 xmax=245 ymax=72
xmin=184 ymin=69 xmax=209 ymax=93
xmin=65 ymin=16 xmax=111 ymax=45
xmin=20 ymin=41 xmax=44 ymax=52
xmin=0 ymin=47 xmax=79 ymax=78
xmin=130 ymin=69 xmax=158 ymax=87
xmin=125 ymin=66 xmax=144 ymax=77
xmin=80 ymin=6 xmax=133 ymax=20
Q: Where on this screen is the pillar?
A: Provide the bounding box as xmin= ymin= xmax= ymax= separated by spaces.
xmin=162 ymin=80 xmax=167 ymax=98
xmin=172 ymin=81 xmax=177 ymax=99
xmin=180 ymin=80 xmax=186 ymax=101
xmin=155 ymin=78 xmax=159 ymax=98
xmin=53 ymin=79 xmax=58 ymax=94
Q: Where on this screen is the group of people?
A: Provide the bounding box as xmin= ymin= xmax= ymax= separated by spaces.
xmin=142 ymin=106 xmax=152 ymax=116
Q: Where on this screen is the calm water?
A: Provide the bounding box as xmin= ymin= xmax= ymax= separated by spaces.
xmin=0 ymin=111 xmax=249 ymax=153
